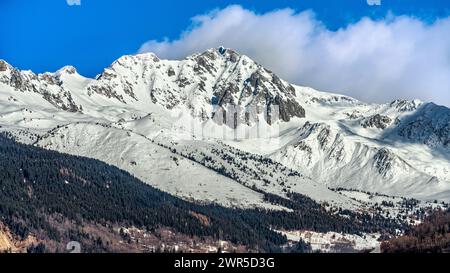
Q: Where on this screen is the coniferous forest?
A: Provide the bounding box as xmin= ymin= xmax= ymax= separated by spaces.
xmin=381 ymin=209 xmax=450 ymax=253
xmin=0 ymin=134 xmax=403 ymax=253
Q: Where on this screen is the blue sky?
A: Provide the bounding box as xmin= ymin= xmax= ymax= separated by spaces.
xmin=1 ymin=0 xmax=450 ymax=105
xmin=1 ymin=0 xmax=449 ymax=76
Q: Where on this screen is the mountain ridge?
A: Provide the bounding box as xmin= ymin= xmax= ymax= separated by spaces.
xmin=0 ymin=48 xmax=449 ymax=209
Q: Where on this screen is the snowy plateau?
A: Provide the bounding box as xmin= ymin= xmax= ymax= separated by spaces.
xmin=0 ymin=48 xmax=449 ymax=241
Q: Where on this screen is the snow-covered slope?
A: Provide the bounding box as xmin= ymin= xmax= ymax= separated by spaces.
xmin=36 ymin=122 xmax=286 ymax=210
xmin=0 ymin=48 xmax=449 ymax=213
xmin=284 ymin=88 xmax=449 ymax=198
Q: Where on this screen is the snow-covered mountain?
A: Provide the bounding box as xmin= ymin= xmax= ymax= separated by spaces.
xmin=0 ymin=48 xmax=449 ymax=215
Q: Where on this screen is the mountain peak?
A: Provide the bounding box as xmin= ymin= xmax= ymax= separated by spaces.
xmin=183 ymin=47 xmax=243 ymax=64
xmin=130 ymin=52 xmax=161 ymax=62
xmin=56 ymin=65 xmax=78 ymax=76
xmin=206 ymin=46 xmax=239 ymax=57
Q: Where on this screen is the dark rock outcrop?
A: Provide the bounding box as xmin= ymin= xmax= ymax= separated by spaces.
xmin=361 ymin=114 xmax=392 ymax=129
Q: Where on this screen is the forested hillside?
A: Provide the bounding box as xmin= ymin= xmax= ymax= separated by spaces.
xmin=381 ymin=209 xmax=450 ymax=253
xmin=0 ymin=133 xmax=402 ymax=252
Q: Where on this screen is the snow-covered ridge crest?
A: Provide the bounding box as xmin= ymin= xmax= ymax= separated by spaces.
xmin=1 ymin=48 xmax=307 ymax=126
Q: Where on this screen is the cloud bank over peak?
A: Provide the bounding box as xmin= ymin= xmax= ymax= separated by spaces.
xmin=139 ymin=5 xmax=450 ymax=106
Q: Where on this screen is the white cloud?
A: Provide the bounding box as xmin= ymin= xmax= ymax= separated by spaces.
xmin=66 ymin=0 xmax=81 ymax=6
xmin=139 ymin=5 xmax=450 ymax=106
